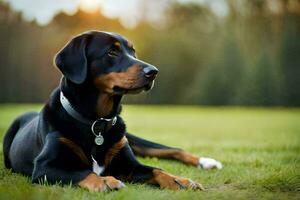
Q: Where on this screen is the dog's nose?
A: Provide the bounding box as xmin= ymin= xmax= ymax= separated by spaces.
xmin=143 ymin=65 xmax=158 ymax=79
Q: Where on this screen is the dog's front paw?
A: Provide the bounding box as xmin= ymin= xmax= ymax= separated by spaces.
xmin=79 ymin=173 xmax=125 ymax=192
xmin=198 ymin=157 xmax=222 ymax=170
xmin=152 ymin=169 xmax=204 ymax=190
xmin=173 ymin=177 xmax=204 ymax=190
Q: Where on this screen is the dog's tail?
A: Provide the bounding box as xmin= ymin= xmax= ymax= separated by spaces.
xmin=3 ymin=112 xmax=37 ymax=169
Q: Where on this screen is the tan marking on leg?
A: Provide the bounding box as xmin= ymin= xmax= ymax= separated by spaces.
xmin=104 ymin=136 xmax=128 ymax=166
xmin=59 ymin=137 xmax=90 ymax=166
xmin=149 ymin=169 xmax=204 ymax=190
xmin=175 ymin=150 xmax=199 ymax=166
xmin=132 ymin=147 xmax=199 ymax=166
xmin=79 ymin=173 xmax=124 ymax=192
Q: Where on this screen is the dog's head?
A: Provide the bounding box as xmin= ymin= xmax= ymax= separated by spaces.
xmin=55 ymin=31 xmax=158 ymax=94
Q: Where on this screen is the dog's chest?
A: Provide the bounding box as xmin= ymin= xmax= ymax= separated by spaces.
xmin=92 ymin=156 xmax=105 ymax=175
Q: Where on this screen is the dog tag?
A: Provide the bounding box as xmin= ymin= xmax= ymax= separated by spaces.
xmin=94 ymin=135 xmax=104 ymax=145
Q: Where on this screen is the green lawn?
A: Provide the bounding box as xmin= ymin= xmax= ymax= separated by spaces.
xmin=0 ymin=104 xmax=299 ymax=200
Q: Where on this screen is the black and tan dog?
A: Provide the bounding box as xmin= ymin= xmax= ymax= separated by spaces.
xmin=3 ymin=31 xmax=222 ymax=192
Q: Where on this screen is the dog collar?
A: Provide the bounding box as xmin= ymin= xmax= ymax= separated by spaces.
xmin=60 ymin=91 xmax=117 ymax=145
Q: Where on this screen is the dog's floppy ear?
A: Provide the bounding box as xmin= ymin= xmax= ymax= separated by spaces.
xmin=55 ymin=34 xmax=89 ymax=84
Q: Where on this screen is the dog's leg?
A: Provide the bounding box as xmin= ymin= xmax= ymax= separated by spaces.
xmin=126 ymin=132 xmax=222 ymax=169
xmin=105 ymin=141 xmax=204 ymax=190
xmin=32 ymin=132 xmax=125 ymax=192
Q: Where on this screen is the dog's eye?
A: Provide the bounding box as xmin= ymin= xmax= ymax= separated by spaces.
xmin=107 ymin=48 xmax=119 ymax=57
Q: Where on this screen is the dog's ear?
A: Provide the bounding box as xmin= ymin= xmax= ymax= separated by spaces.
xmin=54 ymin=34 xmax=89 ymax=84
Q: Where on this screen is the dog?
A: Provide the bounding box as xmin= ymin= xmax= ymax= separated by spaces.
xmin=3 ymin=31 xmax=222 ymax=192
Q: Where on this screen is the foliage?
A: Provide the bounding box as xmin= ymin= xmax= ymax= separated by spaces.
xmin=0 ymin=1 xmax=300 ymax=106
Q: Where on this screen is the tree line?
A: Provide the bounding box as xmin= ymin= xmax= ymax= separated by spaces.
xmin=0 ymin=1 xmax=299 ymax=106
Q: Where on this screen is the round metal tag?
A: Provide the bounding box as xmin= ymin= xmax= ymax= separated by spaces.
xmin=94 ymin=135 xmax=104 ymax=145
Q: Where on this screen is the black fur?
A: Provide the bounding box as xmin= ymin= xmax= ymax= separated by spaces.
xmin=3 ymin=31 xmax=170 ymax=185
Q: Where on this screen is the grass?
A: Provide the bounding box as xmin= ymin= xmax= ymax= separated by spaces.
xmin=0 ymin=104 xmax=299 ymax=200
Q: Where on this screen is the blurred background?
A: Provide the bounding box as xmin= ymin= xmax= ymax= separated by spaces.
xmin=0 ymin=0 xmax=299 ymax=106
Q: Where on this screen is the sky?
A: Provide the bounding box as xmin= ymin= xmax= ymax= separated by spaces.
xmin=6 ymin=0 xmax=228 ymax=28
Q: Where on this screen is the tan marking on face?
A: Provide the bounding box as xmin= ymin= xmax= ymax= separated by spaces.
xmin=114 ymin=42 xmax=121 ymax=47
xmin=93 ymin=64 xmax=142 ymax=94
xmin=104 ymin=136 xmax=128 ymax=166
xmin=127 ymin=41 xmax=133 ymax=48
xmin=59 ymin=137 xmax=90 ymax=166
xmin=95 ymin=94 xmax=114 ymax=117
